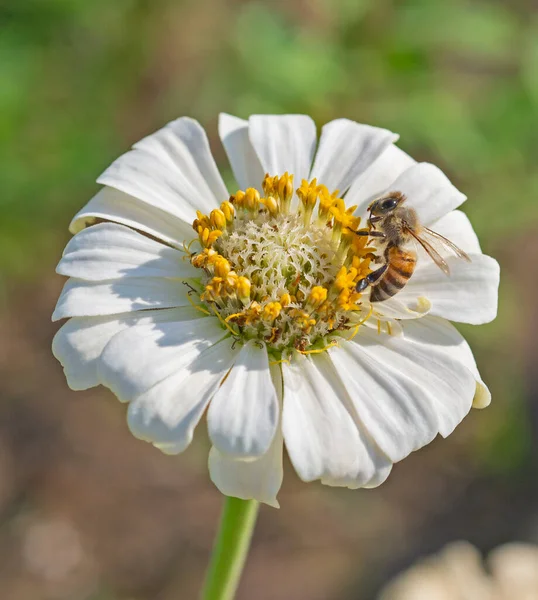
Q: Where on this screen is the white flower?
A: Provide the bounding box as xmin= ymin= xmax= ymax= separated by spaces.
xmin=379 ymin=541 xmax=538 ymax=600
xmin=52 ymin=114 xmax=499 ymax=508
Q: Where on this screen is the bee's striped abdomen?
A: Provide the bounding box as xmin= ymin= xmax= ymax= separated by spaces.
xmin=370 ymin=246 xmax=416 ymax=302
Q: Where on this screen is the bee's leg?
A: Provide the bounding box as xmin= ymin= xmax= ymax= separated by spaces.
xmin=354 ymin=230 xmax=386 ymax=238
xmin=355 ymin=263 xmax=388 ymax=293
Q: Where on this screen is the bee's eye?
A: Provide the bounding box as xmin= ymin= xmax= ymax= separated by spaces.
xmin=381 ymin=197 xmax=398 ymax=211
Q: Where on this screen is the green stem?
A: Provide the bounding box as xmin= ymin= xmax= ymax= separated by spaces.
xmin=201 ymin=497 xmax=260 ymax=600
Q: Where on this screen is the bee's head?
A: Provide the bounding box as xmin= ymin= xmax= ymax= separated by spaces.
xmin=368 ymin=192 xmax=406 ymax=218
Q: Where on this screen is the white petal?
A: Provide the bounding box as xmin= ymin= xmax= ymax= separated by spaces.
xmin=309 ymin=119 xmax=398 ymax=194
xmin=97 ymin=307 xmax=225 ymax=402
xmin=396 ymin=253 xmax=500 ymax=325
xmin=346 ymin=144 xmax=416 ymax=212
xmin=472 ymin=380 xmax=491 ymax=409
xmin=52 ymin=314 xmax=133 ymax=390
xmin=208 ymin=364 xmax=284 ymax=508
xmin=248 ymin=114 xmax=317 ymax=184
xmin=438 ymin=320 xmax=491 ymax=409
xmin=329 ymin=317 xmax=477 ymax=463
xmin=70 ymin=187 xmax=193 ymax=247
xmin=208 ymin=437 xmax=283 ymax=508
xmin=52 ymin=277 xmax=192 ymax=321
xmin=379 ymin=162 xmax=467 ymax=225
xmin=208 ymin=341 xmax=278 ymax=458
xmin=219 ymin=113 xmax=265 ymax=191
xmin=428 ymin=209 xmax=482 ymax=254
xmin=97 ymin=118 xmax=227 ymax=224
xmin=57 ymin=223 xmax=197 ymax=281
xmin=371 ymin=295 xmax=432 ymax=321
xmin=127 ymin=339 xmax=237 ymax=453
xmin=282 ymin=353 xmax=392 ymax=488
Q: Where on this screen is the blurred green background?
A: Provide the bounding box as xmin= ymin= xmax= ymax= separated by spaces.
xmin=0 ymin=1 xmax=537 ymax=599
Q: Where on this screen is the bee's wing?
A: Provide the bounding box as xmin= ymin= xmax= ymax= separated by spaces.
xmin=405 ymin=227 xmax=451 ymax=275
xmin=421 ymin=227 xmax=472 ymax=262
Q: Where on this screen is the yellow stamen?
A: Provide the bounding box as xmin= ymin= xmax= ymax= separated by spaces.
xmin=213 ymin=256 xmax=231 ymax=278
xmin=307 ymin=286 xmax=328 ymax=309
xmin=334 ymin=266 xmax=358 ymax=292
xmin=223 ymin=271 xmax=239 ymax=295
xmin=185 ymin=292 xmax=211 ymax=315
xmin=262 ymin=301 xmax=282 ymax=322
xmin=297 ymin=178 xmax=319 ymax=225
xmin=317 ymin=185 xmax=338 ymax=222
xmin=278 ymin=172 xmax=294 ymax=213
xmin=181 ymin=239 xmax=195 ymax=256
xmin=244 ymin=302 xmax=262 ymax=324
xmin=296 ymin=340 xmax=339 ymax=355
xmin=280 ymin=292 xmax=292 ymax=307
xmin=244 ymin=187 xmax=261 ymax=211
xmin=192 ymin=210 xmax=211 ymax=232
xmin=231 ymin=190 xmax=246 ymax=208
xmin=191 ymin=247 xmax=218 ymax=269
xmin=220 ymin=200 xmax=235 ymax=224
xmin=261 ymin=195 xmax=280 ymax=215
xmin=236 ymin=276 xmax=251 ymax=305
xmin=262 ymin=173 xmax=277 ymax=196
xmin=211 ymin=304 xmax=240 ymax=336
xmin=210 ymin=208 xmax=227 ymax=230
xmin=346 ymin=304 xmax=374 ymax=341
xmin=269 ymin=357 xmax=291 ymax=366
xmin=266 ymin=327 xmax=281 ymax=344
xmin=198 ymin=226 xmax=223 ymax=247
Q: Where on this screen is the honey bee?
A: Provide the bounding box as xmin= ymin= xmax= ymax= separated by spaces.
xmin=355 ymin=192 xmax=471 ymax=302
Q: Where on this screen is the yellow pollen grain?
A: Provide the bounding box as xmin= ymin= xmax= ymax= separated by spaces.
xmin=244 ymin=302 xmax=262 ymax=324
xmin=317 ymin=185 xmax=339 ymax=219
xmin=213 ymin=256 xmax=231 ymax=278
xmin=308 ymin=286 xmax=328 ymax=308
xmin=278 ymin=172 xmax=294 ymax=203
xmin=201 ymin=280 xmax=219 ymax=302
xmin=262 ymin=173 xmax=277 ymax=196
xmin=334 ymin=266 xmax=358 ymax=291
xmin=263 ymin=301 xmax=282 ymax=321
xmin=244 ymin=188 xmax=261 ymax=211
xmin=220 ymin=200 xmax=235 ymax=223
xmin=297 ymin=178 xmax=319 ymax=208
xmin=331 ymin=199 xmax=359 ymax=229
xmin=192 ymin=212 xmax=210 ymax=232
xmin=199 ymin=228 xmax=222 ymax=247
xmin=236 ymin=276 xmax=251 ymax=305
xmin=210 ymin=208 xmax=227 ymax=230
xmin=223 ymin=271 xmax=239 ymax=294
xmin=191 ymin=247 xmax=217 ymax=268
xmin=280 ymin=292 xmax=292 ymax=307
xmin=261 ymin=195 xmax=279 ymax=215
xmin=231 ymin=190 xmax=246 ymax=208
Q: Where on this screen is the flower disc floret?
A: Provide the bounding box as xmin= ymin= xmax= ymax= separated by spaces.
xmin=187 ymin=175 xmax=376 ymax=354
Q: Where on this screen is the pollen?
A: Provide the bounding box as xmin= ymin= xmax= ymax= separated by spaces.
xmin=263 ymin=302 xmax=282 ymax=322
xmin=185 ymin=173 xmax=379 ymax=356
xmin=307 ymin=286 xmax=328 ymax=309
xmin=236 ymin=276 xmax=251 ymax=305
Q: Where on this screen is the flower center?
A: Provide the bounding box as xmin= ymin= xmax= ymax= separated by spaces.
xmin=186 ymin=173 xmax=379 ymax=357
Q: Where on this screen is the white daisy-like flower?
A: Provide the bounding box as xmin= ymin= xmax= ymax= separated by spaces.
xmin=52 ymin=114 xmax=500 ymax=508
